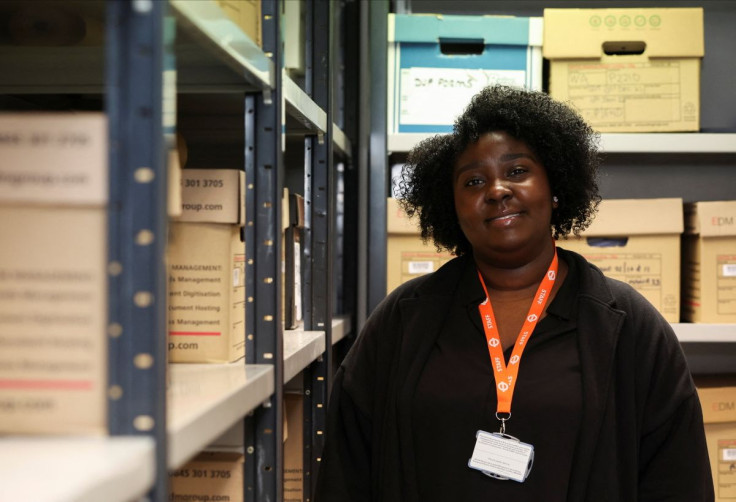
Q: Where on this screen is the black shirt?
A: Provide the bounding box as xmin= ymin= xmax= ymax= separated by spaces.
xmin=412 ymin=253 xmax=582 ymax=501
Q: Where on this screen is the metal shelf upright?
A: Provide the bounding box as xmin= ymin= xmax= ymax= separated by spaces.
xmin=105 ymin=1 xmax=168 ymax=500
xmin=244 ymin=1 xmax=284 ymax=500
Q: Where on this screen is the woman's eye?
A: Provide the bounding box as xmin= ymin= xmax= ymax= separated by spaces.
xmin=509 ymin=166 xmax=527 ymax=177
xmin=465 ymin=177 xmax=483 ymax=187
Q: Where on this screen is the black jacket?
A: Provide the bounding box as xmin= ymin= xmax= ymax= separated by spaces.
xmin=316 ymin=249 xmax=714 ymax=501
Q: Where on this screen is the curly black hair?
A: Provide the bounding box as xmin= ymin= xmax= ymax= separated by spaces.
xmin=397 ymin=85 xmax=601 ymax=256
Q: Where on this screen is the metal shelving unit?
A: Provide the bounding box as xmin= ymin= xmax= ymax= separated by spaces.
xmin=0 ymin=0 xmax=358 ymax=500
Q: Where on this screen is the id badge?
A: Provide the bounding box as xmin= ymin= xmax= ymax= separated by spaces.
xmin=468 ymin=430 xmax=534 ymax=482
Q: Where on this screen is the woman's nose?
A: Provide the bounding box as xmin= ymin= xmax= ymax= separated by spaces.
xmin=485 ymin=179 xmax=512 ymax=201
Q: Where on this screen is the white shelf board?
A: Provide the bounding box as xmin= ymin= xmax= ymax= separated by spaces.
xmin=0 ymin=436 xmax=155 ymax=502
xmin=600 ymin=133 xmax=736 ymax=153
xmin=388 ymin=133 xmax=736 ymax=154
xmin=284 ymin=329 xmax=326 ymax=383
xmin=332 ymin=315 xmax=352 ymax=345
xmin=673 ymin=324 xmax=736 ymax=342
xmin=333 ymin=123 xmax=352 ymax=158
xmin=283 ymin=73 xmax=328 ymax=134
xmin=170 ymin=0 xmax=273 ymax=91
xmin=167 ymin=363 xmax=273 ymax=469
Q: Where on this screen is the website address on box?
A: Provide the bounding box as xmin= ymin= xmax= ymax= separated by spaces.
xmin=182 ymin=203 xmax=223 ymax=212
xmin=168 ymin=342 xmax=199 ymax=351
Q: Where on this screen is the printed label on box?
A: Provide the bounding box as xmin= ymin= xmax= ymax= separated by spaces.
xmin=0 ymin=114 xmax=107 ymax=205
xmin=717 ymin=255 xmax=736 ymax=315
xmin=399 ymin=67 xmax=526 ymax=126
xmin=718 ymin=440 xmax=736 ymax=499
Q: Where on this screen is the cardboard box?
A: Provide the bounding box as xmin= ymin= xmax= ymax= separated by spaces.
xmin=284 ymin=192 xmax=305 ymax=330
xmin=168 ymin=169 xmax=245 ymax=363
xmin=284 ymin=393 xmax=304 ymax=502
xmin=170 ymin=452 xmax=244 ymax=502
xmin=682 ymin=201 xmax=736 ymax=323
xmin=387 ymin=13 xmax=542 ymax=134
xmin=696 ymin=377 xmax=736 ymax=501
xmin=386 ymin=198 xmax=454 ymax=294
xmin=543 ymin=8 xmax=704 ymax=132
xmin=557 ymin=198 xmax=683 ymax=322
xmin=216 ymin=0 xmax=261 ymax=48
xmin=0 ymin=113 xmax=108 ymax=435
xmin=0 ymin=113 xmax=107 ymax=205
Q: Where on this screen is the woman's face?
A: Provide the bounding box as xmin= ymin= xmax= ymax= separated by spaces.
xmin=452 ymin=131 xmax=554 ymax=263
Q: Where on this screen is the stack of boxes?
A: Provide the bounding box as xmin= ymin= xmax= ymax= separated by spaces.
xmin=0 ymin=113 xmax=108 ymax=434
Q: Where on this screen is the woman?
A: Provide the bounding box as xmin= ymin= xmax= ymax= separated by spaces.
xmin=315 ymin=86 xmax=713 ymax=501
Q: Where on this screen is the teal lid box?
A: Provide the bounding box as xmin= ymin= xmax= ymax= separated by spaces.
xmin=388 ymin=13 xmax=543 ymax=134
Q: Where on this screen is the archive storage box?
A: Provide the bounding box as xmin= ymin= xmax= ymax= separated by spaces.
xmin=216 ymin=0 xmax=261 ymax=47
xmin=170 ymin=452 xmax=245 ymax=502
xmin=0 ymin=113 xmax=108 ymax=434
xmin=284 ymin=393 xmax=304 ymax=502
xmin=556 ymin=198 xmax=683 ymax=322
xmin=683 ymin=201 xmax=736 ymax=323
xmin=543 ymin=8 xmax=704 ymax=132
xmin=387 ymin=13 xmax=542 ymax=134
xmin=387 ymin=197 xmax=454 ymax=294
xmin=696 ymin=377 xmax=736 ymax=502
xmin=167 ymin=169 xmax=245 ymax=363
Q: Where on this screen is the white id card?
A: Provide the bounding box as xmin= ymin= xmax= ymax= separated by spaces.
xmin=468 ymin=430 xmax=534 ymax=482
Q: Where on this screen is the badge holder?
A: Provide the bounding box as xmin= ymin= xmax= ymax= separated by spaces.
xmin=468 ymin=414 xmax=534 ymax=483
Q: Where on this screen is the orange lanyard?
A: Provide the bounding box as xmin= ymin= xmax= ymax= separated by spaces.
xmin=477 ymin=249 xmax=558 ymax=431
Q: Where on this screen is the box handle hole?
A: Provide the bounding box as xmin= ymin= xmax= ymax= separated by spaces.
xmin=602 ymin=41 xmax=646 ymax=55
xmin=439 ymin=38 xmax=484 ymax=55
xmin=586 ymin=237 xmax=629 ymax=247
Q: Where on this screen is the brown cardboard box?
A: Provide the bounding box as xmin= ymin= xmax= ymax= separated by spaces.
xmin=543 ymin=8 xmax=704 ymax=132
xmin=386 ymin=197 xmax=454 ymax=294
xmin=0 ymin=113 xmax=108 ymax=435
xmin=284 ymin=393 xmax=304 ymax=502
xmin=170 ymin=452 xmax=244 ymax=502
xmin=696 ymin=378 xmax=736 ymax=501
xmin=168 ymin=169 xmax=245 ymax=363
xmin=683 ymin=201 xmax=736 ymax=323
xmin=216 ymin=0 xmax=261 ymax=48
xmin=557 ymin=198 xmax=683 ymax=322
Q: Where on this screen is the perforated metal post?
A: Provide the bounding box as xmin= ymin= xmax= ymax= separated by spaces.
xmin=303 ymin=0 xmax=335 ymax=498
xmin=106 ymin=0 xmax=167 ymax=500
xmin=244 ymin=1 xmax=284 ymax=501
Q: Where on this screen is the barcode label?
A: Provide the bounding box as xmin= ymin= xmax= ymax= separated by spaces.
xmin=722 ymin=264 xmax=736 ymax=277
xmin=408 ymin=261 xmax=434 ymax=274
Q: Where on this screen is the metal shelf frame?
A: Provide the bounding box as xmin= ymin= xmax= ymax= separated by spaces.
xmin=105 ymin=1 xmax=168 ymax=500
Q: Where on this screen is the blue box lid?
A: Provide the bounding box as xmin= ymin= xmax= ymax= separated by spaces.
xmin=390 ymin=13 xmax=542 ymax=46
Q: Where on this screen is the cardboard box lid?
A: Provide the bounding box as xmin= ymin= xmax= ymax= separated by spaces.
xmin=389 ymin=13 xmax=542 ymax=47
xmin=685 ymin=201 xmax=736 ymax=237
xmin=543 ymin=8 xmax=704 ymax=59
xmin=575 ymin=198 xmax=683 ymax=237
xmin=0 ymin=112 xmax=108 ymax=207
xmin=387 ymin=197 xmax=423 ymax=235
xmin=175 ymin=169 xmax=243 ymax=224
xmin=695 ymin=376 xmax=736 ymax=424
